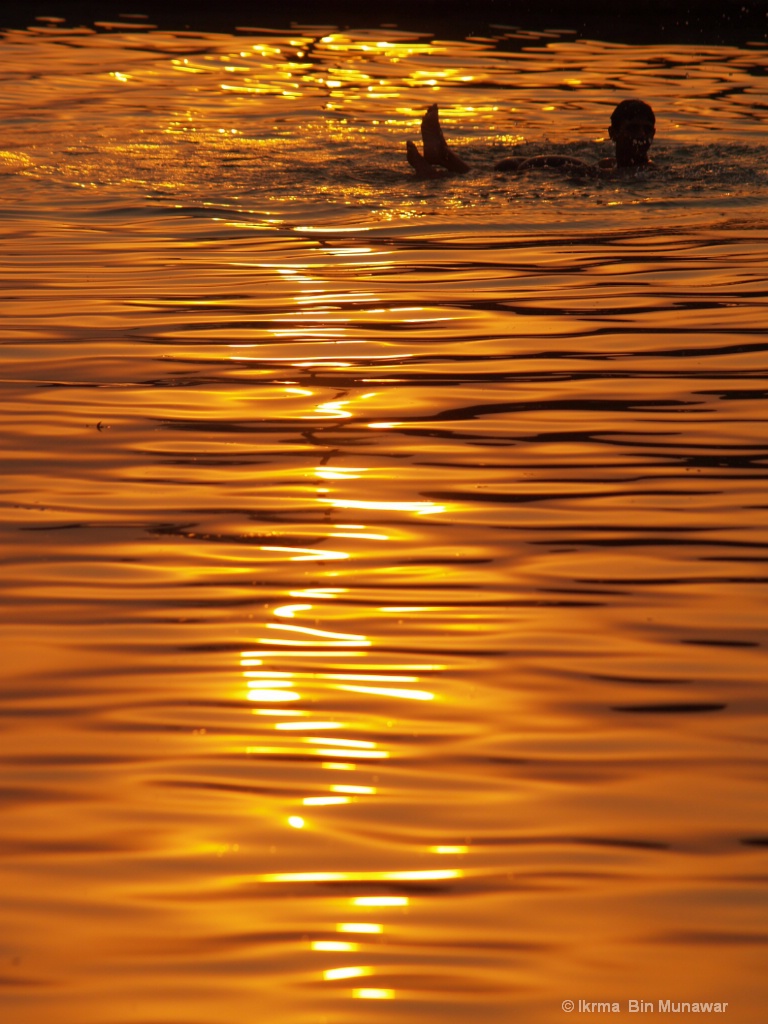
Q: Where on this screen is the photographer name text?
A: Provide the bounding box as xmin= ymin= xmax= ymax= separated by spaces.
xmin=562 ymin=999 xmax=729 ymax=1014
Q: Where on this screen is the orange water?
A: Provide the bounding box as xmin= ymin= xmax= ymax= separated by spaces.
xmin=1 ymin=19 xmax=767 ymax=1024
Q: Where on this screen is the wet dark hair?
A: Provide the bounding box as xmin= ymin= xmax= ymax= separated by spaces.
xmin=611 ymin=99 xmax=655 ymax=127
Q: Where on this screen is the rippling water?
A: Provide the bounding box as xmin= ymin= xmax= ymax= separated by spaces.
xmin=1 ymin=15 xmax=767 ymax=1024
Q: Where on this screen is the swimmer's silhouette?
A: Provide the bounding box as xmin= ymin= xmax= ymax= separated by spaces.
xmin=406 ymin=103 xmax=471 ymax=178
xmin=406 ymin=99 xmax=655 ymax=179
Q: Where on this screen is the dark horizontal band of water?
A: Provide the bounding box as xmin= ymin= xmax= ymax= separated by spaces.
xmin=1 ymin=0 xmax=766 ymax=45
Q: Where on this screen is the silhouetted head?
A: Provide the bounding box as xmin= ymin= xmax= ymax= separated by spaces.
xmin=609 ymin=99 xmax=656 ymax=167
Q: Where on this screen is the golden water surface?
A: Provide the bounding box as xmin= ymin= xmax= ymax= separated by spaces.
xmin=1 ymin=15 xmax=767 ymax=1024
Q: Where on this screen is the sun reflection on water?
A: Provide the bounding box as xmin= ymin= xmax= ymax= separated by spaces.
xmin=232 ymin=422 xmax=466 ymax=1004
